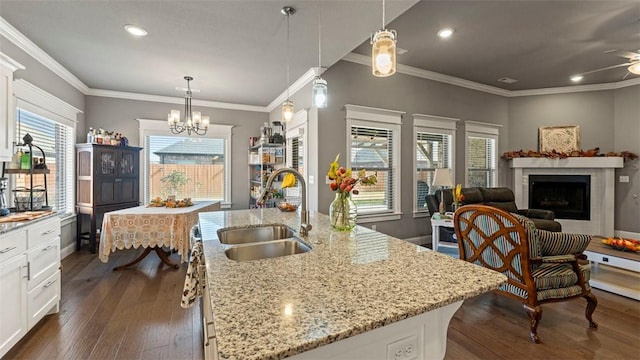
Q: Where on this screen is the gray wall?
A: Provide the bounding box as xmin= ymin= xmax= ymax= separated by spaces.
xmin=1 ymin=35 xmax=86 ymax=252
xmin=508 ymin=85 xmax=640 ymax=233
xmin=84 ymin=96 xmax=268 ymax=209
xmin=271 ymin=60 xmax=508 ymax=240
xmin=613 ymin=85 xmax=640 ymax=233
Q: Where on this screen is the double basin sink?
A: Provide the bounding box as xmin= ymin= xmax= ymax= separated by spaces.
xmin=217 ymin=224 xmax=311 ymax=262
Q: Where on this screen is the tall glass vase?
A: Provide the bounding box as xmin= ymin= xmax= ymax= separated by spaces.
xmin=329 ymin=192 xmax=357 ymax=231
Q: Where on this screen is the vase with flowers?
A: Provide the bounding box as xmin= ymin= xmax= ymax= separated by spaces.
xmin=327 ymin=154 xmax=377 ymax=231
xmin=452 ymin=184 xmax=464 ymax=211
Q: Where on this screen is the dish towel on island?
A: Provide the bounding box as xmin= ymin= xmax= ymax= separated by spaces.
xmin=181 ymin=240 xmax=204 ymax=308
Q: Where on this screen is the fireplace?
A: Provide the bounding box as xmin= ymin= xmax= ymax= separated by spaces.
xmin=510 ymin=157 xmax=623 ymax=236
xmin=529 ymin=175 xmax=590 ymax=220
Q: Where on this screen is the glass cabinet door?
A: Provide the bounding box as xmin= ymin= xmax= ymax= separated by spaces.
xmin=119 ymin=151 xmax=136 ymax=176
xmin=99 ymin=150 xmax=117 ymax=176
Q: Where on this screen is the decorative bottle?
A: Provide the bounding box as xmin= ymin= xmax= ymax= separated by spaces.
xmin=87 ymin=127 xmax=94 ymax=143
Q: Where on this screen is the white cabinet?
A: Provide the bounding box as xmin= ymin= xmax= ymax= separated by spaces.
xmin=0 ymin=216 xmax=60 ymax=358
xmin=0 ymin=52 xmax=24 ymax=162
xmin=0 ymin=253 xmax=28 ymax=357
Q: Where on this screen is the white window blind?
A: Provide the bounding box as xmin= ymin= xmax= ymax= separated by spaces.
xmin=416 ymin=132 xmax=451 ymax=211
xmin=350 ymin=125 xmax=394 ymax=213
xmin=467 ymin=136 xmax=496 ymax=187
xmin=15 ymin=109 xmax=74 ymax=214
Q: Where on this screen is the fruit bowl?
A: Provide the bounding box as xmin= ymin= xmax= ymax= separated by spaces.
xmin=277 ymin=202 xmax=298 ymax=212
xmin=601 ymin=237 xmax=640 ymax=252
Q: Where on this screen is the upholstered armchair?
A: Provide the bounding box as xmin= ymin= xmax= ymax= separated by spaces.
xmin=453 ymin=205 xmax=597 ymax=343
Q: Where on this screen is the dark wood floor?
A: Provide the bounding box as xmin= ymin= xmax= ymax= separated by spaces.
xmin=5 ymin=249 xmax=640 ymax=360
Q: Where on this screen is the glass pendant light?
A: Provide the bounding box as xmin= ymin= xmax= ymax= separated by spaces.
xmin=371 ymin=0 xmax=397 ymax=77
xmin=282 ymin=6 xmax=295 ymax=122
xmin=312 ymin=1 xmax=328 ymax=108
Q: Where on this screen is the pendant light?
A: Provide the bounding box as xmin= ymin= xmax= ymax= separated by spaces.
xmin=282 ymin=6 xmax=295 ymax=123
xmin=311 ymin=1 xmax=328 ymax=108
xmin=370 ymin=0 xmax=397 ymax=77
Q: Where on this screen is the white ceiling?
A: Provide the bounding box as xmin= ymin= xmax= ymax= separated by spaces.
xmin=0 ymin=1 xmax=638 ymax=107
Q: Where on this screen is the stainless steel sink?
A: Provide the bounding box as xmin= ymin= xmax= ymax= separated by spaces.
xmin=217 ymin=224 xmax=295 ymax=245
xmin=224 ymin=239 xmax=311 ymax=262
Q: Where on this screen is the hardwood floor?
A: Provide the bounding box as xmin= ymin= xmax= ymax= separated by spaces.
xmin=5 ymin=250 xmax=640 ymax=360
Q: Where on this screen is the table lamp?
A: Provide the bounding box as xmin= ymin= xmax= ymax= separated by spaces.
xmin=432 ymin=168 xmax=453 ymax=214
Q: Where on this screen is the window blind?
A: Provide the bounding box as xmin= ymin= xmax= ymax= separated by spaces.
xmin=15 ymin=109 xmax=74 ymax=214
xmin=350 ymin=125 xmax=393 ymax=212
xmin=415 ymin=132 xmax=452 ymax=210
xmin=467 ymin=136 xmax=496 ymax=187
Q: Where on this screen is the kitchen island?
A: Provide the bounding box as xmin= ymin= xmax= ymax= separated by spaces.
xmin=198 ymin=209 xmax=506 ymax=360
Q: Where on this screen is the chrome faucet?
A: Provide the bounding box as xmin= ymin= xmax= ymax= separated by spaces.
xmin=257 ymin=168 xmax=312 ymax=236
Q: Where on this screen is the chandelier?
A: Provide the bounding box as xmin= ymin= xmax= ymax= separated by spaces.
xmin=168 ymin=76 xmax=209 ymax=135
xmin=370 ymin=0 xmax=397 ymax=77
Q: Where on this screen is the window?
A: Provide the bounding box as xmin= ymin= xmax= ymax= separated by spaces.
xmin=138 ymin=119 xmax=233 ymax=208
xmin=14 ymin=109 xmax=75 ymax=215
xmin=345 ymin=105 xmax=403 ymax=222
xmin=464 ymin=121 xmax=501 ymax=188
xmin=413 ymin=114 xmax=458 ymax=214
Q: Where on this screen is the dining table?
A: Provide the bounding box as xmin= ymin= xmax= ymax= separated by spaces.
xmin=99 ymin=200 xmax=220 ymax=270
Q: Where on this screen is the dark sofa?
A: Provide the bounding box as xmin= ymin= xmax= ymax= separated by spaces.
xmin=426 ymin=187 xmax=561 ymax=232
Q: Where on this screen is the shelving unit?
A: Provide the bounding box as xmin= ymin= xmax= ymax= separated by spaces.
xmin=248 ymin=143 xmax=284 ymax=208
xmin=1 ymin=142 xmax=50 ymax=212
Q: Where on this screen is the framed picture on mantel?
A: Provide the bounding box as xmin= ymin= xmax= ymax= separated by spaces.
xmin=538 ymin=125 xmax=580 ymax=153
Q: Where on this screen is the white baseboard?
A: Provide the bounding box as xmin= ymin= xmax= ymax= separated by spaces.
xmin=60 ymin=242 xmax=76 ymax=260
xmin=403 ymin=236 xmax=431 ymax=246
xmin=614 ymin=230 xmax=640 ymax=240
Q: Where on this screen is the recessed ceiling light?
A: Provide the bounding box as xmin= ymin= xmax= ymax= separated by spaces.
xmin=437 ymin=28 xmax=454 ymax=39
xmin=570 ymin=75 xmax=583 ymax=82
xmin=124 ymin=24 xmax=147 ymax=37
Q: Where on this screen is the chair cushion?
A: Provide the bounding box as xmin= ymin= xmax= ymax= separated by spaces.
xmin=461 ymin=188 xmax=483 ymax=204
xmin=479 ymin=187 xmax=516 ymax=202
xmin=485 ymin=201 xmax=518 ymax=213
xmin=533 ymin=263 xmax=579 ymax=290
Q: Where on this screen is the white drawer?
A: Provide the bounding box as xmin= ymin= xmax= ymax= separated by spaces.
xmin=27 ymin=270 xmax=60 ymax=329
xmin=0 ymin=229 xmax=27 ymax=263
xmin=27 ymin=218 xmax=60 ymax=248
xmin=27 ymin=238 xmax=60 ymax=290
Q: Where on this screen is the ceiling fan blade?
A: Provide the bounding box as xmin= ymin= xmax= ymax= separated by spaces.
xmin=604 ymin=49 xmax=640 ymax=60
xmin=580 ymin=62 xmax=631 ymax=76
xmin=175 ymin=87 xmax=201 ymax=93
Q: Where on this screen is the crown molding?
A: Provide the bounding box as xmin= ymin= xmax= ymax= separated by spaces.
xmin=507 ymin=77 xmax=640 ymax=97
xmin=342 ymin=52 xmax=640 ymax=98
xmin=1 ymin=16 xmax=90 ymax=94
xmin=0 ymin=51 xmax=25 ymax=72
xmin=342 ymin=52 xmax=512 ymax=97
xmin=87 ymin=88 xmax=268 ymax=113
xmin=266 ymin=68 xmax=322 ymax=112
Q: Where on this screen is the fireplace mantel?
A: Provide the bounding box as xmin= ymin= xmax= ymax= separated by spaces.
xmin=510 ymin=157 xmax=623 ymax=169
xmin=509 ymin=157 xmax=623 ymax=236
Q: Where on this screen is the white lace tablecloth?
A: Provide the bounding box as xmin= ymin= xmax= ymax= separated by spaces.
xmin=99 ymin=201 xmax=220 ymax=263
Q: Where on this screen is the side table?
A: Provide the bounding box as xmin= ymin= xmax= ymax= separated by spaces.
xmin=431 ymin=218 xmax=457 ymax=253
xmin=584 ymin=237 xmax=640 ymax=300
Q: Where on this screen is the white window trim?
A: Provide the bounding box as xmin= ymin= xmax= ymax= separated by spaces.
xmin=137 ymin=118 xmax=233 ymax=209
xmin=413 ymin=114 xmax=458 ymax=218
xmin=464 ymin=120 xmax=501 ymax=188
xmin=14 ymin=79 xmax=80 ymax=217
xmin=345 ymin=104 xmax=404 ymax=223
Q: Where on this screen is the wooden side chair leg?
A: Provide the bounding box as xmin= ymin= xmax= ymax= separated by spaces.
xmin=524 ymin=304 xmax=542 ymax=343
xmin=584 ymin=293 xmax=598 ymax=328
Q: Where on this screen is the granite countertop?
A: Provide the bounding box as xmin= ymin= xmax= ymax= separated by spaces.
xmin=199 ymin=209 xmax=506 ymax=360
xmin=0 ymin=211 xmax=59 ymax=235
